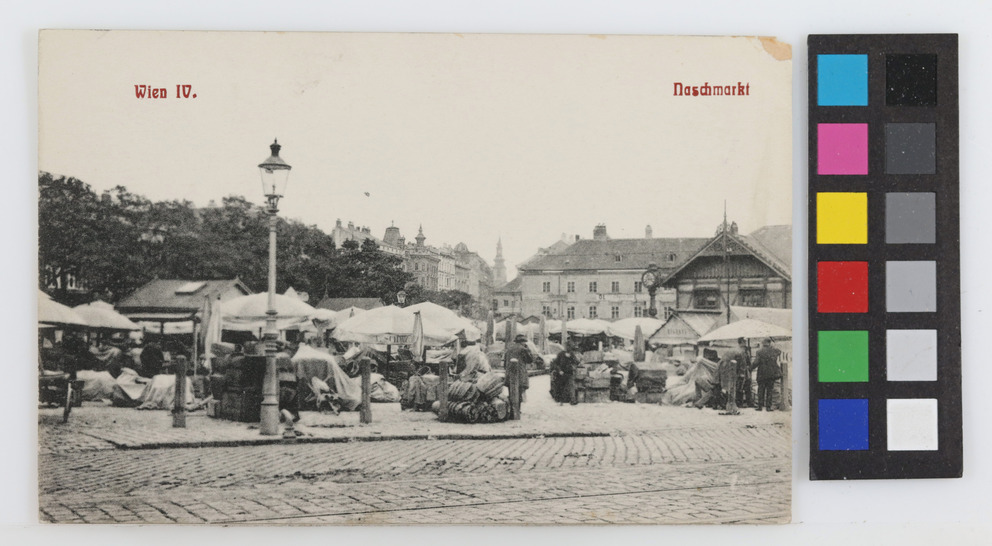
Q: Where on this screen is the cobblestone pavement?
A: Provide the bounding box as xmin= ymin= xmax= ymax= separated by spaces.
xmin=39 ymin=423 xmax=790 ymax=525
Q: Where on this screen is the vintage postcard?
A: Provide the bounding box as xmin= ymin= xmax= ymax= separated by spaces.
xmin=38 ymin=31 xmax=792 ymax=524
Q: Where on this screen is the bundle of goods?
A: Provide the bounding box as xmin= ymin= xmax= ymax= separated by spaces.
xmin=431 ymin=372 xmax=510 ymax=423
xmin=663 ymin=357 xmax=718 ymax=406
xmin=291 ymin=345 xmax=363 ymax=412
xmin=369 ymin=372 xmax=401 ymax=403
xmin=630 ymin=361 xmax=668 ymax=403
xmin=400 ymin=370 xmax=440 ymax=411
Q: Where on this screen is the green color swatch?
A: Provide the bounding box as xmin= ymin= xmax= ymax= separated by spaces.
xmin=818 ymin=330 xmax=869 ymax=382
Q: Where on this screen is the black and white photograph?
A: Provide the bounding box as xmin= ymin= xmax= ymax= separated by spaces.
xmin=37 ymin=30 xmax=792 ymax=525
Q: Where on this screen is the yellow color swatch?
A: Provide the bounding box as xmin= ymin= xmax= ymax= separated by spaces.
xmin=817 ymin=192 xmax=867 ymax=244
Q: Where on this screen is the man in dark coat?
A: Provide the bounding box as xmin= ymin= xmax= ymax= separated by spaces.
xmin=753 ymin=338 xmax=783 ymax=411
xmin=139 ymin=341 xmax=165 ymax=378
xmin=550 ymin=341 xmax=580 ymax=405
xmin=504 ymin=334 xmax=532 ymax=400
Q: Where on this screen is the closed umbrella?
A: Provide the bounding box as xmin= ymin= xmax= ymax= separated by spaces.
xmin=411 ymin=311 xmax=425 ymax=362
xmin=73 ymin=301 xmax=141 ymax=331
xmin=538 ymin=315 xmax=548 ymax=353
xmin=633 ymin=325 xmax=645 ymax=362
xmin=486 ymin=311 xmax=495 ymax=348
xmin=38 ymin=290 xmax=87 ymax=327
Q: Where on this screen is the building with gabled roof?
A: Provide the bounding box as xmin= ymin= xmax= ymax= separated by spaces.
xmin=115 ymin=277 xmax=253 ymax=334
xmin=661 ymin=223 xmax=792 ymax=311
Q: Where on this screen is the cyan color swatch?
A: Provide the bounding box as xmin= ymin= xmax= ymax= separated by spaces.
xmin=818 ymin=399 xmax=870 ymax=451
xmin=818 ymin=54 xmax=869 ymax=106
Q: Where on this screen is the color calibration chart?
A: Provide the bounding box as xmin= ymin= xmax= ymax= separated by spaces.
xmin=808 ymin=35 xmax=961 ymax=480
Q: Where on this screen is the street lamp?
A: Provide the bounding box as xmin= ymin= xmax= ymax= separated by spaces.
xmin=258 ymin=139 xmax=291 ymax=436
xmin=641 ymin=262 xmax=662 ymax=318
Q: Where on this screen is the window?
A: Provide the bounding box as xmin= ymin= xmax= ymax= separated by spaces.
xmin=611 ymin=306 xmax=620 ymax=319
xmin=589 ymin=306 xmax=598 ymax=319
xmin=611 ymin=281 xmax=620 ymax=293
xmin=738 ymin=289 xmax=767 ymax=307
xmin=634 ymin=281 xmax=643 ymax=293
xmin=634 ymin=305 xmax=643 ymax=317
xmin=542 ymin=305 xmax=552 ymax=317
xmin=542 ymin=281 xmax=551 ymax=293
xmin=694 ymin=289 xmax=721 ymax=309
xmin=668 ymin=253 xmax=678 ymax=262
xmin=492 ymin=299 xmax=498 ymax=311
xmin=503 ymin=299 xmax=509 ymax=307
xmin=589 ymin=281 xmax=598 ymax=293
xmin=415 ymin=263 xmax=420 ymax=271
xmin=567 ymin=306 xmax=575 ymax=319
xmin=615 ymin=254 xmax=623 ymax=262
xmin=567 ymin=281 xmax=575 ymax=293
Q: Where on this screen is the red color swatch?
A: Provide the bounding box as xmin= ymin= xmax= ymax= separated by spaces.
xmin=818 ymin=261 xmax=869 ymax=313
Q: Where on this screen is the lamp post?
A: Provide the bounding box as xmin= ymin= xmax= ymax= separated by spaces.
xmin=641 ymin=262 xmax=662 ymax=318
xmin=258 ymin=139 xmax=291 ymax=436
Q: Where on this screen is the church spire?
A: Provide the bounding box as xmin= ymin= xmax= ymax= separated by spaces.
xmin=493 ymin=237 xmax=507 ymax=287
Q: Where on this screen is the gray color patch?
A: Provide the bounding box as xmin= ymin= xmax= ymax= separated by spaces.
xmin=886 ymin=123 xmax=936 ymax=174
xmin=886 ymin=192 xmax=936 ymax=244
xmin=886 ymin=261 xmax=937 ymax=312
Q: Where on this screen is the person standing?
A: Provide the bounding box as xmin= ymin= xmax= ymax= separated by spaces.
xmin=753 ymin=338 xmax=783 ymax=411
xmin=718 ymin=340 xmax=746 ymax=415
xmin=504 ymin=334 xmax=532 ymax=402
xmin=456 ymin=341 xmax=491 ymax=383
xmin=550 ymin=341 xmax=580 ymax=405
xmin=735 ymin=337 xmax=754 ymax=408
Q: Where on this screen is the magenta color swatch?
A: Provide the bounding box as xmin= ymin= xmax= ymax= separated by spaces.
xmin=818 ymin=123 xmax=869 ymax=175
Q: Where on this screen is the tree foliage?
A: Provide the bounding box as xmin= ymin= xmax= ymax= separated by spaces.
xmin=37 ymin=172 xmax=415 ymax=305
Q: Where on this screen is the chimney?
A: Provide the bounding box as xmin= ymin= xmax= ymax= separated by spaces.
xmin=593 ymin=224 xmax=608 ymax=241
xmin=645 ymin=225 xmax=653 ymax=238
xmin=575 ymin=235 xmax=580 ymax=242
xmin=101 ymin=191 xmax=112 ymax=204
xmin=348 ymin=221 xmax=354 ymax=230
xmin=336 ymin=218 xmax=342 ymax=227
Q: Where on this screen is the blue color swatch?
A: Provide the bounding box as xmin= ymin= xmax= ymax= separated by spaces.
xmin=818 ymin=399 xmax=870 ymax=450
xmin=818 ymin=54 xmax=869 ymax=106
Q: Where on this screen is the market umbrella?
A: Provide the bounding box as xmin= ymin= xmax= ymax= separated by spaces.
xmin=333 ymin=305 xmax=453 ymax=345
xmin=38 ymin=290 xmax=87 ymax=327
xmin=607 ymin=317 xmax=664 ymax=340
xmin=563 ymin=318 xmax=611 ymax=336
xmin=696 ymin=318 xmax=792 ymax=343
xmin=73 ymin=301 xmax=141 ymax=331
xmin=221 ymin=293 xmax=318 ymax=331
xmin=633 ymin=325 xmax=645 ymax=362
xmin=405 ymin=301 xmax=481 ymax=341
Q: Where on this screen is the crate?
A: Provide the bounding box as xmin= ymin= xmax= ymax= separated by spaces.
xmin=577 ymin=387 xmax=611 ymax=403
xmin=634 ymin=391 xmax=665 ymax=404
xmin=220 ymin=391 xmax=262 ymax=423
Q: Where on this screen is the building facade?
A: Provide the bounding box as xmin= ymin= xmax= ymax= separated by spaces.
xmin=512 ymin=223 xmax=791 ymax=322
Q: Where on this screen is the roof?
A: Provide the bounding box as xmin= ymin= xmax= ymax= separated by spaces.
xmin=729 ymin=306 xmax=792 ymax=330
xmin=518 ymin=238 xmax=710 ymax=273
xmin=315 ymin=297 xmax=383 ymax=312
xmin=494 ymin=276 xmax=523 ymax=293
xmin=649 ymin=310 xmax=726 ymax=345
xmin=747 ymin=225 xmax=792 ymax=271
xmin=660 ymin=229 xmax=792 ymax=286
xmin=116 ymin=279 xmax=251 ymax=313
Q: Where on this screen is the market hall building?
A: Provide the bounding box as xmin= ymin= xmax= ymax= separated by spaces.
xmin=505 ymin=222 xmax=791 ymax=321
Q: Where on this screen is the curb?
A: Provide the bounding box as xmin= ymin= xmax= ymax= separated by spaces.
xmin=113 ymin=429 xmax=612 ymax=450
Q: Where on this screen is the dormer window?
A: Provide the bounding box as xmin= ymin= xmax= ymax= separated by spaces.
xmin=615 ymin=254 xmax=623 ymax=262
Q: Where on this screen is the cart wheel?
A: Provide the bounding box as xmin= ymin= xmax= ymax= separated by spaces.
xmin=62 ymin=382 xmax=73 ymax=423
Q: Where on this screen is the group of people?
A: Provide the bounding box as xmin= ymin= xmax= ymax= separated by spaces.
xmin=694 ymin=337 xmax=783 ymax=415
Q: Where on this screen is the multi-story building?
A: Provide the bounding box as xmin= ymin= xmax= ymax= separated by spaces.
xmin=406 ymin=226 xmax=440 ymax=291
xmin=331 ymin=219 xmax=405 ymax=257
xmin=510 ymin=222 xmax=791 ymax=321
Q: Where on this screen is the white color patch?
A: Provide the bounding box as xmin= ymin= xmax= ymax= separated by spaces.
xmin=887 ymin=398 xmax=939 ymax=451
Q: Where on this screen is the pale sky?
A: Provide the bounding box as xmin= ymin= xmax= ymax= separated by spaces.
xmin=39 ymin=31 xmax=792 ymax=278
